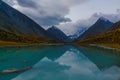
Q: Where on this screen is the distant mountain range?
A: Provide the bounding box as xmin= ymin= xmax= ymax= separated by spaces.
xmin=77 ymin=17 xmax=113 ymax=40
xmin=69 ymin=27 xmax=87 ymax=40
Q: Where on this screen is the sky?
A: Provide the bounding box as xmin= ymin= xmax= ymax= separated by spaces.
xmin=2 ymin=0 xmax=120 ymax=35
xmin=67 ymin=0 xmax=120 ymax=22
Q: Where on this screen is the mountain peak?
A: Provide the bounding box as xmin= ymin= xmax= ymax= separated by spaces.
xmin=98 ymin=17 xmax=109 ymax=22
xmin=51 ymin=25 xmax=56 ymax=29
xmin=48 ymin=26 xmax=58 ymax=30
xmin=78 ymin=17 xmax=113 ymax=40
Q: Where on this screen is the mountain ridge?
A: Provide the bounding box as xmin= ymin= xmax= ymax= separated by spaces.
xmin=77 ymin=17 xmax=113 ymax=40
xmin=76 ymin=21 xmax=120 ymax=46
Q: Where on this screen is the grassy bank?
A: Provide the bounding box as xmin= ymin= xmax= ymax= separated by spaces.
xmin=0 ymin=40 xmax=48 ymax=47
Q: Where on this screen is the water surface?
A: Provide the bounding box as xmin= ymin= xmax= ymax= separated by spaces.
xmin=0 ymin=45 xmax=120 ymax=80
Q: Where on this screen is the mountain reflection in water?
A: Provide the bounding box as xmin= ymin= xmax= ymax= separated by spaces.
xmin=0 ymin=45 xmax=120 ymax=80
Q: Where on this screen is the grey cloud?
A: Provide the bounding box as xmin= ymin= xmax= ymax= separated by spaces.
xmin=35 ymin=16 xmax=71 ymax=27
xmin=3 ymin=0 xmax=89 ymax=27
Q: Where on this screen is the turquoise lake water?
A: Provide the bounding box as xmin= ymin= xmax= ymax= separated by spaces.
xmin=0 ymin=45 xmax=120 ymax=80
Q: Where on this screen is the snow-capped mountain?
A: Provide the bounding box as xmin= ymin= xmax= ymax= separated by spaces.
xmin=68 ymin=27 xmax=88 ymax=40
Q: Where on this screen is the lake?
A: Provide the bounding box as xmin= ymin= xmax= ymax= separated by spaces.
xmin=0 ymin=45 xmax=120 ymax=80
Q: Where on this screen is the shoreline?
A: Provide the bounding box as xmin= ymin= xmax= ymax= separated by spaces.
xmin=0 ymin=41 xmax=66 ymax=47
xmin=89 ymin=44 xmax=120 ymax=51
xmin=1 ymin=40 xmax=120 ymax=52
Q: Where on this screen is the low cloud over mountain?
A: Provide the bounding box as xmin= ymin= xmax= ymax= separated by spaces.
xmin=58 ymin=10 xmax=120 ymax=35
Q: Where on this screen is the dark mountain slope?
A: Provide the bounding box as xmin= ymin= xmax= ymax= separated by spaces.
xmin=46 ymin=26 xmax=73 ymax=43
xmin=0 ymin=0 xmax=46 ymax=36
xmin=78 ymin=17 xmax=113 ymax=40
xmin=109 ymin=21 xmax=120 ymax=30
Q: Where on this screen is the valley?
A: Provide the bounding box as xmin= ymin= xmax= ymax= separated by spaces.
xmin=0 ymin=0 xmax=120 ymax=50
